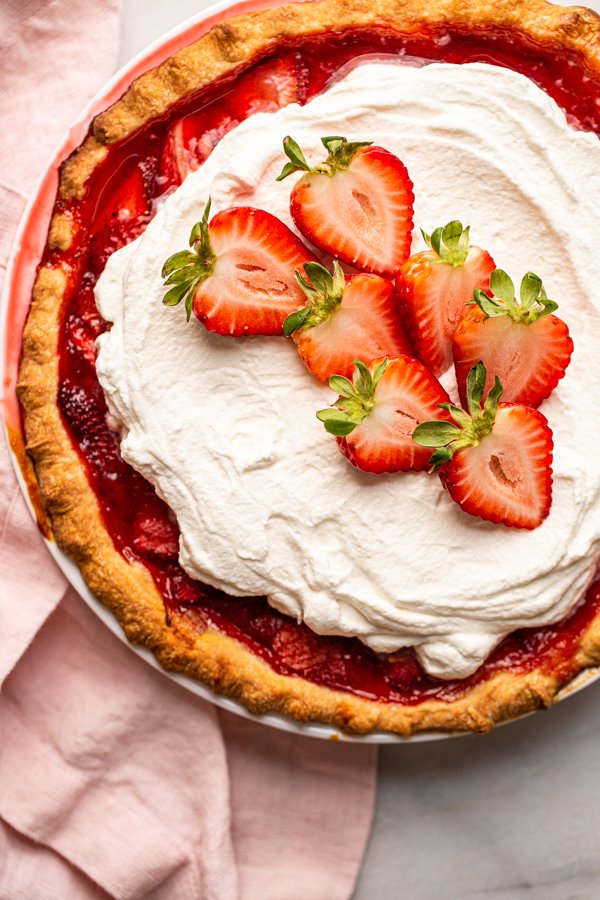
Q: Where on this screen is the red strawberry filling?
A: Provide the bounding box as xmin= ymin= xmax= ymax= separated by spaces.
xmin=159 ymin=53 xmax=310 ymax=185
xmin=47 ymin=26 xmax=600 ymax=705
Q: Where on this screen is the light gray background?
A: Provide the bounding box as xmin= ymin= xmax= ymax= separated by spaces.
xmin=119 ymin=3 xmax=600 ymax=897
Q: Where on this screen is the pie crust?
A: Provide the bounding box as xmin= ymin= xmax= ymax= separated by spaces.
xmin=17 ymin=0 xmax=600 ymax=735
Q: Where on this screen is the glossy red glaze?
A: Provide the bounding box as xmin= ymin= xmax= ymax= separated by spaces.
xmin=50 ymin=26 xmax=600 ymax=704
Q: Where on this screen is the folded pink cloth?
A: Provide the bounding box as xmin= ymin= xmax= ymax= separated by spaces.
xmin=0 ymin=2 xmax=377 ymax=897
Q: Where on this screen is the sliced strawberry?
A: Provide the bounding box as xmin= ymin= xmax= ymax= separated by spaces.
xmin=161 ymin=200 xmax=315 ymax=335
xmin=454 ymin=269 xmax=573 ymax=408
xmin=398 ymin=221 xmax=495 ymax=377
xmin=238 ymin=52 xmax=308 ymax=113
xmin=89 ymin=162 xmax=150 ymax=272
xmin=316 ymin=357 xmax=451 ymax=474
xmin=272 ymin=621 xmax=347 ymax=682
xmin=283 ymin=261 xmax=412 ymax=381
xmin=440 ymin=405 xmax=553 ymax=529
xmin=92 ymin=161 xmax=148 ymax=234
xmin=277 ymin=135 xmax=414 ymax=277
xmin=65 ymin=283 xmax=105 ymax=365
xmin=132 ymin=512 xmax=180 ymax=560
xmin=159 ymin=113 xmax=236 ymax=187
xmin=160 ymin=54 xmax=309 ymax=186
xmin=58 ymin=378 xmax=126 ymax=479
xmin=413 ymin=363 xmax=553 ymax=529
xmin=89 ymin=215 xmax=148 ymax=274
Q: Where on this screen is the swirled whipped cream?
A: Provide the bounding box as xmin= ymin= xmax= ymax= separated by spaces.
xmin=95 ymin=62 xmax=600 ymax=679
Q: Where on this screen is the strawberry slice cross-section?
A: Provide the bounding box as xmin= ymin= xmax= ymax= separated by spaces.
xmin=277 ymin=134 xmax=414 ymax=277
xmin=283 ymin=260 xmax=412 ymax=381
xmin=453 ymin=268 xmax=573 ymax=408
xmin=316 ymin=356 xmax=452 ymax=474
xmin=161 ymin=200 xmax=315 ymax=335
xmin=398 ymin=220 xmax=495 ymax=377
xmin=413 ymin=362 xmax=553 ymax=529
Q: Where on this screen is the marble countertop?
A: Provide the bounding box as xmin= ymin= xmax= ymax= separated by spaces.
xmin=118 ymin=2 xmax=600 ymax=897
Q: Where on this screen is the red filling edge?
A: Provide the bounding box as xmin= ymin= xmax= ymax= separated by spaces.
xmin=45 ymin=25 xmax=600 ymax=705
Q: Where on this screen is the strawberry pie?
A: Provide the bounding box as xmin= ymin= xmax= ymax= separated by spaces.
xmin=17 ymin=0 xmax=600 ymax=735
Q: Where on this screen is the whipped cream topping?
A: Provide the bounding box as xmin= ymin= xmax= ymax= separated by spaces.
xmin=96 ymin=62 xmax=600 ymax=679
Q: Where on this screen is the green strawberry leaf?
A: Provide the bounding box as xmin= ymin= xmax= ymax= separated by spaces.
xmin=483 ymin=375 xmax=503 ymax=419
xmin=520 ymin=271 xmax=543 ymax=306
xmin=276 ymin=136 xmax=312 ymax=181
xmin=288 ymin=261 xmax=345 ymax=332
xmin=471 ymin=288 xmax=504 ymax=319
xmin=425 ymin=220 xmax=471 ymax=267
xmin=316 ymin=408 xmax=357 ymax=436
xmin=353 ymin=359 xmax=373 ymax=397
xmin=466 ymin=361 xmax=487 ymax=417
xmin=161 ymin=197 xmax=216 ymax=320
xmin=412 ymin=421 xmax=462 ymax=447
xmin=489 ymin=269 xmax=515 ymax=305
xmin=161 ymin=249 xmax=196 ymax=278
xmin=162 ymin=282 xmax=191 ymax=307
xmin=438 ymin=402 xmax=472 ymax=430
xmin=328 ymin=374 xmax=355 ymax=398
xmin=283 ymin=306 xmax=312 ymax=336
xmin=412 ymin=363 xmax=504 ymax=470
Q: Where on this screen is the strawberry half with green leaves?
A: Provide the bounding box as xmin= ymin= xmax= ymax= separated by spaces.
xmin=283 ymin=261 xmax=412 ymax=381
xmin=316 ymin=357 xmax=451 ymax=473
xmin=413 ymin=363 xmax=553 ymax=529
xmin=398 ymin=221 xmax=495 ymax=377
xmin=453 ymin=269 xmax=573 ymax=408
xmin=162 ymin=200 xmax=314 ymax=335
xmin=277 ymin=135 xmax=414 ymax=277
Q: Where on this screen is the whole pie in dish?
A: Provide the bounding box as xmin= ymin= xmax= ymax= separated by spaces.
xmin=16 ymin=0 xmax=600 ymax=735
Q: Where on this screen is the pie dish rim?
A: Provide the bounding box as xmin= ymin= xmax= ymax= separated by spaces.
xmin=11 ymin=0 xmax=600 ymax=738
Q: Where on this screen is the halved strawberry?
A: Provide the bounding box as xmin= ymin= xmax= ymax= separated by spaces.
xmin=283 ymin=261 xmax=412 ymax=381
xmin=413 ymin=363 xmax=553 ymax=529
xmin=454 ymin=269 xmax=573 ymax=408
xmin=277 ymin=135 xmax=414 ymax=277
xmin=160 ymin=54 xmax=309 ymax=186
xmin=161 ymin=200 xmax=315 ymax=335
xmin=397 ymin=221 xmax=495 ymax=377
xmin=316 ymin=357 xmax=451 ymax=473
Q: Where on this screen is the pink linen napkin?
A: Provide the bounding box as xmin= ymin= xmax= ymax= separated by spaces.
xmin=0 ymin=2 xmax=377 ymax=897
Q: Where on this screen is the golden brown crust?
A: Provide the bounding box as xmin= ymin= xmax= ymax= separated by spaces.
xmin=18 ymin=0 xmax=600 ymax=735
xmin=62 ymin=0 xmax=600 ymax=200
xmin=93 ymin=0 xmax=600 ymax=147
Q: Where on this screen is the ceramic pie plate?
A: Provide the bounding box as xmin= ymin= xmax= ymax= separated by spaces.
xmin=3 ymin=0 xmax=600 ymax=743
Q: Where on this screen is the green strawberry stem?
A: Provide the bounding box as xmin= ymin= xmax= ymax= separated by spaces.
xmin=470 ymin=269 xmax=558 ymax=323
xmin=276 ymin=135 xmax=373 ymax=182
xmin=316 ymin=359 xmax=388 ymax=437
xmin=283 ymin=260 xmax=346 ymax=335
xmin=420 ymin=220 xmax=471 ymax=267
xmin=412 ymin=362 xmax=503 ymax=469
xmin=161 ymin=198 xmax=216 ymax=321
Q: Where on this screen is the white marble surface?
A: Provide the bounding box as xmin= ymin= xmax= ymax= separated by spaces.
xmin=355 ymin=687 xmax=600 ymax=899
xmin=118 ymin=1 xmax=600 ymax=897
